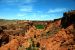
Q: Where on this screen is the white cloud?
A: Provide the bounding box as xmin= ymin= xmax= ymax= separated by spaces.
xmin=24 ymin=0 xmax=36 ymax=3
xmin=1 ymin=0 xmax=36 ymax=13
xmin=1 ymin=0 xmax=36 ymax=4
xmin=20 ymin=6 xmax=33 ymax=12
xmin=48 ymin=8 xmax=67 ymax=13
xmin=17 ymin=13 xmax=25 ymax=17
xmin=40 ymin=14 xmax=49 ymax=17
xmin=0 ymin=16 xmax=4 ymax=19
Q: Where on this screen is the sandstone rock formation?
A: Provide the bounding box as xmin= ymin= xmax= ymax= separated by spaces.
xmin=0 ymin=10 xmax=75 ymax=50
xmin=61 ymin=10 xmax=75 ymax=28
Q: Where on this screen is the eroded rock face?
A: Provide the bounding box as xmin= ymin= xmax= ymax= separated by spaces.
xmin=39 ymin=29 xmax=75 ymax=50
xmin=0 ymin=34 xmax=9 ymax=47
xmin=0 ymin=26 xmax=9 ymax=47
xmin=0 ymin=10 xmax=75 ymax=50
xmin=61 ymin=10 xmax=75 ymax=28
xmin=0 ymin=26 xmax=7 ymax=33
xmin=0 ymin=39 xmax=19 ymax=50
xmin=54 ymin=18 xmax=61 ymax=27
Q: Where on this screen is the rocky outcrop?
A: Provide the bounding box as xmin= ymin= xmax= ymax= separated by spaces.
xmin=39 ymin=29 xmax=75 ymax=50
xmin=54 ymin=19 xmax=61 ymax=27
xmin=0 ymin=26 xmax=7 ymax=33
xmin=0 ymin=39 xmax=19 ymax=50
xmin=0 ymin=34 xmax=9 ymax=47
xmin=61 ymin=10 xmax=75 ymax=28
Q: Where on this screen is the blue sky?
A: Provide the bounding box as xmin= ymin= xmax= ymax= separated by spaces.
xmin=0 ymin=0 xmax=75 ymax=20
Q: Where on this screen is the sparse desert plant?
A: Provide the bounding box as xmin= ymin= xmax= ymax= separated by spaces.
xmin=26 ymin=45 xmax=39 ymax=50
xmin=26 ymin=45 xmax=32 ymax=50
xmin=26 ymin=38 xmax=39 ymax=50
xmin=46 ymin=26 xmax=61 ymax=37
xmin=17 ymin=45 xmax=26 ymax=50
xmin=8 ymin=48 xmax=10 ymax=50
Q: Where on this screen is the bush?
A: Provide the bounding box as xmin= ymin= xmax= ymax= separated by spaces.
xmin=35 ymin=25 xmax=44 ymax=29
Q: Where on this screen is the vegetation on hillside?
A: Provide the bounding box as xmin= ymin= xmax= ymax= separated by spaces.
xmin=35 ymin=25 xmax=45 ymax=29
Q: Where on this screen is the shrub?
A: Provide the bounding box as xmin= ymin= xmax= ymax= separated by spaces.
xmin=35 ymin=25 xmax=44 ymax=29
